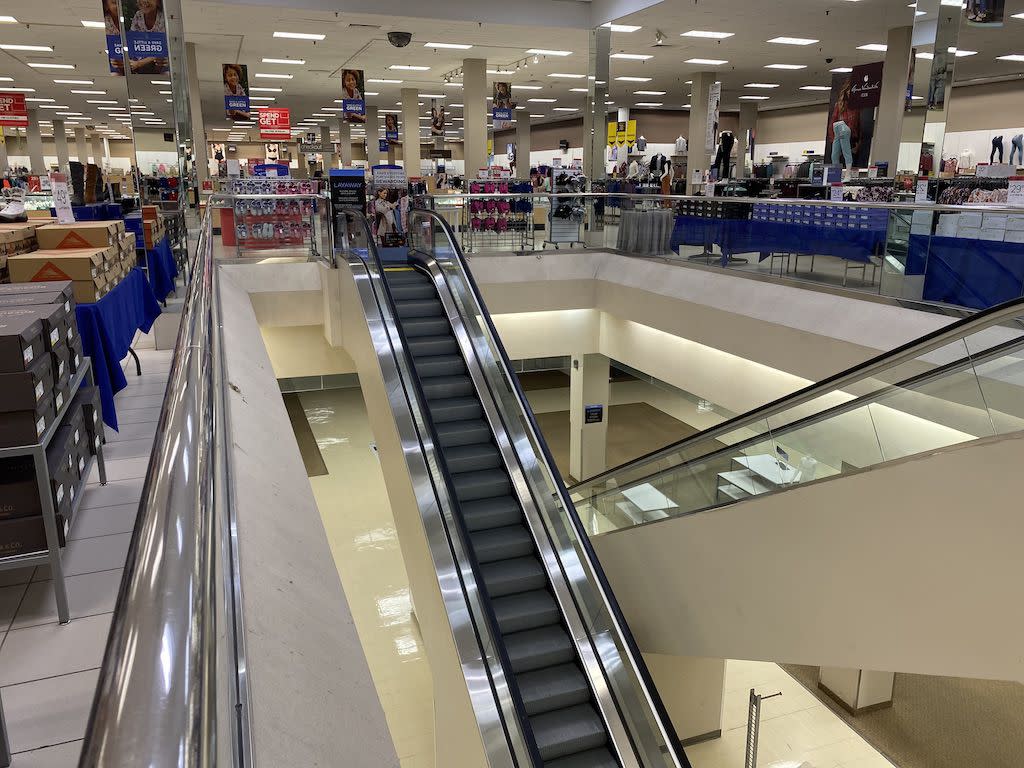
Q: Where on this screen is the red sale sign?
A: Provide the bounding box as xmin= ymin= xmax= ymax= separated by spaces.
xmin=258 ymin=107 xmax=290 ymax=140
xmin=0 ymin=92 xmax=28 ymax=127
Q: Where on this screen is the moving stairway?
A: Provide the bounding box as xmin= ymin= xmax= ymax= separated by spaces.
xmin=342 ymin=209 xmax=690 ymax=768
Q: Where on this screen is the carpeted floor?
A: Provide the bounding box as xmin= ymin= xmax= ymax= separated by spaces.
xmin=782 ymin=664 xmax=1024 ymax=768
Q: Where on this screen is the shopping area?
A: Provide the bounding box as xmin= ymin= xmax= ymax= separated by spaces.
xmin=0 ymin=0 xmax=1023 ymax=766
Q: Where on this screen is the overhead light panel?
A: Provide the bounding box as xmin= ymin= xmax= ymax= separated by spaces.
xmin=634 ymin=102 xmax=662 ymax=107
xmin=553 ymin=107 xmax=578 ymax=111
xmin=745 ymin=83 xmax=780 ymax=88
xmin=800 ymin=85 xmax=832 ymax=91
xmin=681 ymin=30 xmax=734 ymax=39
xmin=38 ymin=104 xmax=70 ymax=109
xmin=250 ymin=87 xmax=282 ymax=93
xmin=54 ymin=79 xmax=93 ymax=84
xmin=615 ymin=75 xmax=652 ymax=81
xmin=249 ymin=96 xmax=275 ymax=101
xmin=273 ymin=31 xmax=325 ymax=40
xmin=262 ymin=57 xmax=305 ymax=65
xmin=602 ymin=23 xmax=641 ymax=32
xmin=767 ymin=37 xmax=818 ymax=45
xmin=739 ymin=95 xmax=770 ymax=100
xmin=526 ymin=48 xmax=572 ymax=56
xmin=528 ymin=98 xmax=557 ymax=102
xmin=766 ymin=64 xmax=807 ymax=69
xmin=80 ymin=20 xmax=104 ymax=28
xmin=87 ymin=99 xmax=118 ymax=104
xmin=390 ymin=64 xmax=430 ymax=71
xmin=1 ymin=43 xmax=53 ymax=51
xmin=570 ymin=88 xmax=589 ymax=92
xmin=549 ymin=73 xmax=586 ymax=78
xmin=685 ymin=58 xmax=727 ymax=65
xmin=28 ymin=62 xmax=74 ymax=69
xmin=951 ymin=49 xmax=977 ymax=57
xmin=610 ymin=53 xmax=653 ymax=60
xmin=151 ymin=80 xmax=170 ymax=85
xmin=857 ymin=43 xmax=888 ymax=51
xmin=367 ymin=78 xmax=402 ymax=83
xmin=997 ymin=54 xmax=1024 ymax=61
xmin=529 ymin=113 xmax=545 ymax=117
xmin=512 ymin=84 xmax=542 ymax=90
xmin=424 ymin=42 xmax=473 ymax=49
xmin=24 ymin=97 xmax=55 ymax=102
xmin=634 ymin=90 xmax=666 ymax=95
xmin=0 ymin=15 xmax=17 ymax=22
xmin=830 ymin=66 xmax=853 ymax=73
xmin=255 ymin=73 xmax=293 ymax=79
xmin=4 ymin=87 xmax=34 ymax=92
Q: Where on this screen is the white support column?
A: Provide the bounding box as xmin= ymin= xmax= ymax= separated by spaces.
xmin=91 ymin=133 xmax=104 ymax=166
xmin=185 ymin=42 xmax=208 ymax=192
xmin=686 ymin=72 xmax=715 ymax=192
xmin=338 ymin=119 xmax=353 ymax=167
xmin=365 ymin=106 xmax=381 ymax=166
xmin=583 ymin=25 xmax=611 ymax=181
xmin=736 ymin=101 xmax=758 ymax=178
xmin=74 ymin=127 xmax=88 ymax=163
xmin=26 ymin=111 xmax=45 ymax=174
xmin=320 ymin=125 xmax=333 ymax=169
xmin=871 ymin=25 xmax=913 ymax=168
xmin=644 ymin=655 xmax=726 ymax=746
xmin=515 ymin=117 xmax=532 ymax=177
xmin=569 ymin=353 xmax=610 ymax=481
xmin=819 ymin=667 xmax=894 ymax=715
xmin=0 ymin=129 xmax=8 ymax=173
xmin=53 ymin=119 xmax=70 ymax=171
xmin=463 ymin=58 xmax=487 ymax=178
xmin=401 ymin=88 xmax=420 ymax=175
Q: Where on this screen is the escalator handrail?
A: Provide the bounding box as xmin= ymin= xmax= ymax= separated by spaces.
xmin=339 ymin=208 xmax=544 ymax=768
xmin=409 ymin=207 xmax=693 ymax=768
xmin=570 ymin=294 xmax=1024 ymax=492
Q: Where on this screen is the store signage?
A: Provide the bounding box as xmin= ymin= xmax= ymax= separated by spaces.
xmin=428 ymin=149 xmax=452 ymax=159
xmin=379 ymin=139 xmax=389 ymax=153
xmin=703 ymin=181 xmax=715 ymax=198
xmin=492 ymin=82 xmax=514 ymax=129
xmin=584 ymin=404 xmax=604 ymax=424
xmin=103 ymin=4 xmax=124 ymax=76
xmin=298 ymin=140 xmax=322 ymax=153
xmin=1007 ymin=177 xmax=1024 ymax=207
xmin=384 ymin=113 xmax=399 ymax=142
xmin=341 ymin=69 xmax=366 ymax=123
xmin=850 ymin=61 xmax=884 ymax=109
xmin=329 ymin=168 xmax=367 ymax=217
xmin=50 ymin=173 xmax=75 ymax=224
xmin=625 ymin=120 xmax=637 ymax=147
xmin=616 ymin=121 xmax=627 ymax=145
xmin=915 ymin=178 xmax=930 ymax=203
xmin=223 ymin=63 xmax=251 ymax=121
xmin=607 ymin=122 xmax=617 ymax=147
xmin=830 ymin=183 xmax=844 ymax=203
xmin=706 ymin=81 xmax=722 ymax=152
xmin=258 ymin=107 xmax=290 ymax=140
xmin=369 ymin=165 xmax=409 ymax=247
xmin=123 ymin=0 xmax=170 ymax=75
xmin=0 ymin=92 xmax=28 ymax=127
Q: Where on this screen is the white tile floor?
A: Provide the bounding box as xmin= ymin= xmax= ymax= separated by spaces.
xmin=0 ymin=321 xmax=176 ymax=765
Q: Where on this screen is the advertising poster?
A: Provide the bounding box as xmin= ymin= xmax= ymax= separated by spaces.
xmin=492 ymin=82 xmax=515 ymax=130
xmin=342 ymin=69 xmax=366 ymax=123
xmin=329 ymin=168 xmax=367 ymax=248
xmin=122 ymin=0 xmax=169 ymax=75
xmin=705 ymin=81 xmax=721 ymax=152
xmin=825 ymin=70 xmax=878 ymax=169
xmin=384 ymin=113 xmax=399 ymax=142
xmin=430 ymin=102 xmax=446 ymax=137
xmin=0 ymin=92 xmax=28 ymax=127
xmin=101 ymin=0 xmax=125 ymax=74
xmin=258 ymin=107 xmax=290 ymax=140
xmin=607 ymin=122 xmax=617 ymax=146
xmin=965 ymin=0 xmax=1005 ymax=25
xmin=849 ymin=61 xmax=884 ymax=109
xmin=223 ymin=63 xmax=250 ymax=120
xmin=368 ymin=165 xmax=409 ymax=248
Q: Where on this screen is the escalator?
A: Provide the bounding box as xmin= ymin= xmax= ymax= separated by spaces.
xmin=340 ymin=208 xmax=690 ymax=768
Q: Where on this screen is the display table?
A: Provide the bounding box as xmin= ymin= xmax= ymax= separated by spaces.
xmin=75 ymin=267 xmax=162 ymax=429
xmin=907 ymin=233 xmax=1024 ymax=309
xmin=144 ymin=235 xmax=178 ymax=301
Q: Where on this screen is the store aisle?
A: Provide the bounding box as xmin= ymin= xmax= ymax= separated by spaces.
xmin=0 ymin=327 xmax=175 ymax=766
xmin=293 ymin=387 xmax=435 ymax=768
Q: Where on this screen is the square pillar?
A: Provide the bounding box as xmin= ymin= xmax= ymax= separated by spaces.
xmin=736 ymin=102 xmax=758 ymax=178
xmin=583 ymin=25 xmax=611 ymax=181
xmin=26 ymin=112 xmax=45 ymax=174
xmin=463 ymin=58 xmax=487 ymax=178
xmin=365 ymin=106 xmax=381 ymax=166
xmin=401 ymin=88 xmax=420 ymax=174
xmin=569 ymin=353 xmax=610 ymax=481
xmin=338 ymin=119 xmax=353 ymax=167
xmin=74 ymin=127 xmax=88 ymax=163
xmin=871 ymin=25 xmax=914 ymax=168
xmin=0 ymin=128 xmax=8 ymax=173
xmin=320 ymin=125 xmax=333 ymax=169
xmin=515 ymin=116 xmax=532 ymax=176
xmin=91 ymin=133 xmax=104 ymax=167
xmin=686 ymin=72 xmax=716 ymax=192
xmin=818 ymin=667 xmax=894 ymax=715
xmin=185 ymin=42 xmax=208 ymax=191
xmin=53 ymin=119 xmax=70 ymax=170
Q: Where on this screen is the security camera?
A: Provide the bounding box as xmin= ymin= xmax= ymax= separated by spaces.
xmin=387 ymin=31 xmax=412 ymax=47
xmin=825 ymin=57 xmax=834 ymax=64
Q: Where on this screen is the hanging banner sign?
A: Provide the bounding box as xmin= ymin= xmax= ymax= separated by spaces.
xmin=258 ymin=107 xmax=290 ymax=140
xmin=379 ymin=139 xmax=389 ymax=153
xmin=706 ymin=81 xmax=722 ymax=152
xmin=50 ymin=173 xmax=75 ymax=224
xmin=123 ymin=0 xmax=169 ymax=74
xmin=607 ymin=122 xmax=617 ymax=146
xmin=223 ymin=63 xmax=251 ymax=120
xmin=431 ymin=102 xmax=446 ymax=137
xmin=368 ymin=165 xmax=409 ymax=248
xmin=102 ymin=0 xmax=125 ymax=76
xmin=850 ymin=61 xmax=884 ymax=109
xmin=341 ymin=69 xmax=366 ymax=123
xmin=615 ymin=121 xmax=627 ymax=146
xmin=625 ymin=119 xmax=637 ymax=147
xmin=492 ymin=82 xmax=515 ymax=129
xmin=384 ymin=113 xmax=399 ymax=142
xmin=0 ymin=93 xmax=28 ymax=127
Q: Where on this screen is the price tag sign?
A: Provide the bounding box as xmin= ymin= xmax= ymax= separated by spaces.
xmin=50 ymin=172 xmax=75 ymax=224
xmin=868 ymin=166 xmax=879 ymax=178
xmin=703 ymin=181 xmax=715 ymax=197
xmin=830 ymin=183 xmax=844 ymax=203
xmin=691 ymin=169 xmax=702 ymax=187
xmin=915 ymin=178 xmax=930 ymax=203
xmin=1007 ymin=177 xmax=1024 ymax=207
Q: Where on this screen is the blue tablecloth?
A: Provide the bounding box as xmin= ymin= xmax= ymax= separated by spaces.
xmin=145 ymin=236 xmax=178 ymax=301
xmin=908 ymin=233 xmax=1024 ymax=309
xmin=76 ymin=267 xmax=162 ymax=430
xmin=671 ymin=216 xmax=886 ymax=265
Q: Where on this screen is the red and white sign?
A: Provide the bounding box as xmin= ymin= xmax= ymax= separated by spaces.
xmin=0 ymin=92 xmax=28 ymax=127
xmin=258 ymin=107 xmax=290 ymax=140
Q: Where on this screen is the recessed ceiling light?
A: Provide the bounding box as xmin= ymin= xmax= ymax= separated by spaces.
xmin=681 ymin=30 xmax=734 ymax=39
xmin=634 ymin=102 xmax=662 ymax=107
xmin=1 ymin=43 xmax=53 ymax=51
xmin=768 ymin=37 xmax=818 ymax=45
xmin=553 ymin=107 xmax=578 ymax=111
xmin=55 ymin=112 xmax=81 ymax=116
xmin=529 ymin=113 xmax=545 ymax=117
xmin=0 ymin=77 xmax=10 ymax=81
xmin=745 ymin=83 xmax=780 ymax=88
xmin=997 ymin=54 xmax=1024 ymax=61
xmin=321 ymin=107 xmax=343 ymax=111
xmin=449 ymin=103 xmax=463 ymax=107
xmin=420 ymin=94 xmax=446 ymax=98
xmin=685 ymin=58 xmax=727 ymax=65
xmin=255 ymin=73 xmax=293 ymax=79
xmin=4 ymin=87 xmax=34 ymax=92
xmin=605 ymin=100 xmax=615 ymax=105
xmin=526 ymin=48 xmax=572 ymax=56
xmin=28 ymin=62 xmax=74 ymax=69
xmin=87 ymin=99 xmax=118 ymax=104
xmin=367 ymin=78 xmax=402 ymax=84
xmin=634 ymin=90 xmax=666 ymax=95
xmin=569 ymin=87 xmax=589 ymax=92
xmin=1011 ymin=11 xmax=1024 ymax=19
xmin=682 ymin=103 xmax=691 ymax=108
xmin=80 ymin=20 xmax=104 ymax=28
xmin=830 ymin=67 xmax=853 ymax=73
xmin=24 ymin=97 xmax=54 ymax=102
xmin=38 ymin=104 xmax=70 ymax=109
xmin=511 ymin=85 xmax=542 ymax=91
xmin=159 ymin=90 xmax=171 ymax=94
xmin=54 ymin=79 xmax=92 ymax=84
xmin=549 ymin=73 xmax=586 ymax=78
xmin=378 ymin=109 xmax=401 ymax=113
xmin=766 ymin=64 xmax=807 ymax=70
xmin=858 ymin=43 xmax=888 ymax=51
xmin=528 ymin=98 xmax=557 ymax=102
xmin=134 ymin=111 xmax=154 ymax=115
xmin=390 ymin=65 xmax=430 ymax=71
xmin=951 ymin=49 xmax=977 ymax=57
xmin=916 ymin=51 xmax=935 ymax=59
xmin=0 ymin=15 xmax=17 ymax=22
xmin=249 ymin=87 xmax=282 ymax=93
xmin=424 ymin=42 xmax=473 ymax=49
xmin=249 ymin=96 xmax=275 ymax=101
xmin=739 ymin=95 xmax=769 ymax=100
xmin=262 ymin=58 xmax=305 ymax=65
xmin=910 ymin=95 xmax=924 ymax=100
xmin=800 ymin=85 xmax=832 ymax=91
xmin=273 ymin=31 xmax=325 ymax=40
xmin=602 ymin=23 xmax=642 ymax=32
xmin=151 ymin=80 xmax=170 ymax=85
xmin=364 ymin=92 xmax=379 ymax=96
xmin=610 ymin=53 xmax=653 ymax=60
xmin=615 ymin=75 xmax=652 ymax=81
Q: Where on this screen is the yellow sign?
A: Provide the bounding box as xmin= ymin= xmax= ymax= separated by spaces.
xmin=625 ymin=119 xmax=637 ymax=146
xmin=607 ymin=122 xmax=617 ymax=146
xmin=487 ymin=138 xmax=493 ymax=156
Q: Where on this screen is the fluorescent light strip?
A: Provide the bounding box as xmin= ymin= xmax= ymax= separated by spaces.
xmin=858 ymin=43 xmax=888 ymax=51
xmin=765 ymin=63 xmax=807 ymax=69
xmin=634 ymin=102 xmax=662 ymax=107
xmin=745 ymin=83 xmax=780 ymax=88
xmin=1 ymin=43 xmax=53 ymax=51
xmin=80 ymin=20 xmax=104 ymax=28
xmin=602 ymin=23 xmax=641 ymax=32
xmin=262 ymin=57 xmax=305 ymax=65
xmin=681 ymin=30 xmax=733 ymax=39
xmin=549 ymin=73 xmax=585 ymax=78
xmin=249 ymin=87 xmax=282 ymax=93
xmin=997 ymin=54 xmax=1024 ymax=61
xmin=685 ymin=58 xmax=727 ymax=65
xmin=28 ymin=62 xmax=74 ymax=69
xmin=738 ymin=95 xmax=769 ymax=100
xmin=390 ymin=64 xmax=430 ymax=71
xmin=634 ymin=90 xmax=666 ymax=95
xmin=0 ymin=16 xmax=17 ymax=22
xmin=830 ymin=67 xmax=853 ymax=73
xmin=3 ymin=87 xmax=34 ymax=92
xmin=800 ymin=85 xmax=832 ymax=91
xmin=254 ymin=73 xmax=293 ymax=79
xmin=528 ymin=98 xmax=556 ymax=102
xmin=424 ymin=42 xmax=472 ymax=49
xmin=420 ymin=94 xmax=446 ymax=98
xmin=87 ymin=99 xmax=117 ymax=104
xmin=570 ymin=88 xmax=589 ymax=93
xmin=553 ymin=107 xmax=578 ymax=111
xmin=273 ymin=31 xmax=325 ymax=40
xmin=526 ymin=48 xmax=572 ymax=56
xmin=610 ymin=53 xmax=652 ymax=60
xmin=70 ymin=89 xmax=105 ymax=94
xmin=367 ymin=78 xmax=402 ymax=83
xmin=615 ymin=76 xmax=652 ymax=82
xmin=38 ymin=104 xmax=70 ymax=109
xmin=54 ymin=79 xmax=92 ymax=84
xmin=512 ymin=85 xmax=542 ymax=90
xmin=767 ymin=36 xmax=818 ymax=45
xmin=25 ymin=97 xmax=55 ymax=102
xmin=249 ymin=96 xmax=275 ymax=101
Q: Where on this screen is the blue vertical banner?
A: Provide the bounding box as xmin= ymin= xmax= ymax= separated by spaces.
xmin=122 ymin=0 xmax=169 ymax=74
xmin=342 ymin=69 xmax=366 ymax=124
xmin=492 ymin=81 xmax=515 ymax=130
xmin=223 ymin=63 xmax=251 ymax=121
xmin=384 ymin=113 xmax=399 ymax=142
xmin=102 ymin=0 xmax=125 ymax=74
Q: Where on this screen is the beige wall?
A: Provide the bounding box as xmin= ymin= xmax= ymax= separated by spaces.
xmin=259 ymin=325 xmax=356 ymax=378
xmin=947 ymin=80 xmax=1024 ymax=132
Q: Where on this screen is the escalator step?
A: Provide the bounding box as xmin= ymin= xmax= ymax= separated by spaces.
xmin=414 ymin=354 xmax=466 ymax=379
xmin=504 ymin=626 xmax=575 ymax=673
xmin=435 ymin=419 xmax=492 ymax=449
xmin=470 ymin=525 xmax=535 ymax=564
xmin=388 ymin=281 xmax=436 ymax=301
xmin=545 ymin=747 xmax=619 ymax=768
xmin=446 ymin=443 xmax=501 ymax=473
xmin=394 ymin=299 xmax=444 ymax=319
xmin=461 ymin=496 xmax=523 ymax=531
xmin=428 ymin=397 xmax=482 ymax=423
xmin=421 ymin=375 xmax=474 ymax=400
xmin=384 ymin=268 xmax=428 ymax=282
xmin=530 ymin=704 xmax=608 ymax=762
xmin=480 ymin=556 xmax=547 ymax=597
xmin=493 ymin=590 xmax=560 ymax=634
xmin=408 ymin=336 xmax=459 ymax=358
xmin=452 ymin=469 xmax=511 ymax=501
xmin=517 ymin=663 xmax=591 ymax=716
xmin=401 ymin=317 xmax=451 ymax=338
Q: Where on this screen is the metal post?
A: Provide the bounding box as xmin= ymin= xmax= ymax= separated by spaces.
xmin=0 ymin=690 xmax=9 ymax=767
xmin=744 ymin=688 xmax=781 ymax=768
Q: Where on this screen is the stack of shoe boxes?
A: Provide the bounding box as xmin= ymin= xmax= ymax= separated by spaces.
xmin=125 ymin=207 xmax=165 ymax=250
xmin=0 ymin=224 xmax=39 ymax=284
xmin=0 ymin=280 xmax=96 ymax=555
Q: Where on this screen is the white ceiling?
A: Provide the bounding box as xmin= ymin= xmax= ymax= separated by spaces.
xmin=1 ymin=0 xmax=1023 ymax=146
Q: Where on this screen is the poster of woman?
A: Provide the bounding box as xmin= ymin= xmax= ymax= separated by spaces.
xmin=384 ymin=113 xmax=399 ymax=142
xmin=101 ymin=0 xmax=124 ymax=74
xmin=223 ymin=63 xmax=251 ymax=120
xmin=824 ymin=70 xmax=877 ymax=169
xmin=431 ymin=104 xmax=446 ymax=137
xmin=342 ymin=69 xmax=366 ymax=123
xmin=122 ymin=0 xmax=169 ymax=74
xmin=492 ymin=82 xmax=515 ymax=129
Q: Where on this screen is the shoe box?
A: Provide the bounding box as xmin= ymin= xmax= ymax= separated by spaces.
xmin=0 ymin=352 xmax=52 ymax=413
xmin=71 ymin=385 xmax=103 ymax=449
xmin=0 ymin=224 xmax=38 ymax=281
xmin=0 ymin=305 xmax=46 ymax=375
xmin=0 ymin=280 xmax=75 ymax=309
xmin=34 ymin=220 xmax=125 ymax=251
xmin=7 ymin=247 xmax=115 ymax=303
xmin=125 ymin=211 xmax=165 ymax=249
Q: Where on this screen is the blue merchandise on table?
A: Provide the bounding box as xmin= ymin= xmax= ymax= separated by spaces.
xmin=75 ymin=268 xmax=162 ymax=430
xmin=908 ymin=234 xmax=1024 ymax=309
xmin=145 ymin=236 xmax=178 ymax=301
